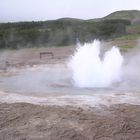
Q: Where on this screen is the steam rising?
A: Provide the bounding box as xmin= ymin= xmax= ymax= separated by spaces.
xmin=69 ymin=40 xmax=123 ymax=87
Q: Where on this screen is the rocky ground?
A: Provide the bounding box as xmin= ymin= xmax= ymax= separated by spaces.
xmin=0 ymin=103 xmax=140 ymax=140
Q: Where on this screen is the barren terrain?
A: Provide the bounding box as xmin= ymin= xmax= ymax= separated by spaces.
xmin=0 ymin=103 xmax=140 ymax=140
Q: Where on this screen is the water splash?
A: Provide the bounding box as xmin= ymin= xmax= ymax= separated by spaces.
xmin=68 ymin=40 xmax=123 ymax=88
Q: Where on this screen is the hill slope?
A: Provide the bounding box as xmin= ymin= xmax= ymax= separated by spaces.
xmin=0 ymin=10 xmax=140 ymax=49
xmin=89 ymin=10 xmax=140 ymax=24
xmin=103 ymin=10 xmax=140 ymax=24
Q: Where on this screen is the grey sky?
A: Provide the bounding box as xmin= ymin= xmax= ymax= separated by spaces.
xmin=0 ymin=0 xmax=140 ymax=22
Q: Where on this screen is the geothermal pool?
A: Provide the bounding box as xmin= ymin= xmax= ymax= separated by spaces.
xmin=0 ymin=63 xmax=138 ymax=94
xmin=0 ymin=63 xmax=122 ymax=94
xmin=0 ymin=40 xmax=140 ymax=107
xmin=0 ymin=63 xmax=140 ymax=107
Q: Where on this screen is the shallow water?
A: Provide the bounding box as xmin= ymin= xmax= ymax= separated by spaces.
xmin=0 ymin=64 xmax=124 ymax=95
xmin=1 ymin=64 xmax=140 ymax=93
xmin=0 ymin=64 xmax=140 ymax=107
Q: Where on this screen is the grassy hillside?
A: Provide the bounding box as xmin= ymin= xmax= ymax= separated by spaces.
xmin=89 ymin=10 xmax=140 ymax=24
xmin=0 ymin=19 xmax=130 ymax=49
xmin=0 ymin=10 xmax=140 ymax=49
xmin=103 ymin=10 xmax=140 ymax=24
xmin=107 ymin=11 xmax=140 ymax=41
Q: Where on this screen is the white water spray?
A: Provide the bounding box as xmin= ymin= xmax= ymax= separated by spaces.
xmin=68 ymin=40 xmax=123 ymax=88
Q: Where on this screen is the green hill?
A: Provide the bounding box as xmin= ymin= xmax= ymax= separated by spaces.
xmin=88 ymin=10 xmax=140 ymax=24
xmin=0 ymin=10 xmax=140 ymax=49
xmin=103 ymin=10 xmax=140 ymax=24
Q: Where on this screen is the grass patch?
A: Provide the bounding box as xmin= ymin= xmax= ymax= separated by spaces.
xmin=115 ymin=34 xmax=140 ymax=40
xmin=119 ymin=45 xmax=134 ymax=49
xmin=127 ymin=25 xmax=140 ymax=34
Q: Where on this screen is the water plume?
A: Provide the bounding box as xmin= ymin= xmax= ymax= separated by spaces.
xmin=68 ymin=40 xmax=123 ymax=88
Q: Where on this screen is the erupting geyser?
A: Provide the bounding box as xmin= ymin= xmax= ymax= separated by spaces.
xmin=68 ymin=40 xmax=123 ymax=88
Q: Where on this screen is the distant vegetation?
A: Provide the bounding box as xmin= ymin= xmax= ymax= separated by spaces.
xmin=90 ymin=10 xmax=140 ymax=24
xmin=103 ymin=10 xmax=140 ymax=24
xmin=0 ymin=10 xmax=140 ymax=49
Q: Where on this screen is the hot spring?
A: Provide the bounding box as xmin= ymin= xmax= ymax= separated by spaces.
xmin=0 ymin=40 xmax=140 ymax=106
xmin=68 ymin=40 xmax=123 ymax=88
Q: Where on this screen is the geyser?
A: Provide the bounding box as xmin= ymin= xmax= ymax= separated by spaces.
xmin=68 ymin=40 xmax=123 ymax=88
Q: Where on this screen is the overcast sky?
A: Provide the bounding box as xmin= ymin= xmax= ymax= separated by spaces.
xmin=0 ymin=0 xmax=140 ymax=22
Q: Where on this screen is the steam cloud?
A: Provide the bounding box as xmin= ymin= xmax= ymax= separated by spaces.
xmin=68 ymin=40 xmax=123 ymax=87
